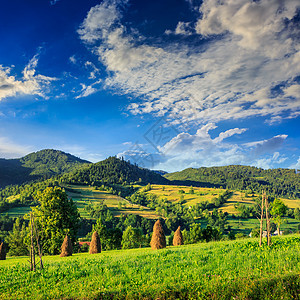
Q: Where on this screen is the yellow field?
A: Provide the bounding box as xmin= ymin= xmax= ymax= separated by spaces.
xmin=282 ymin=198 xmax=300 ymax=209
xmin=144 ymin=185 xmax=300 ymax=214
xmin=219 ymin=191 xmax=257 ymax=214
xmin=143 ymin=184 xmax=225 ymax=207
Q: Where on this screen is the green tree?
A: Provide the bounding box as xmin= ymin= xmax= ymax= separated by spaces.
xmin=5 ymin=218 xmax=28 ymax=256
xmin=121 ymin=226 xmax=142 ymax=249
xmin=271 ymin=199 xmax=288 ymax=235
xmin=189 ymin=186 xmax=194 ymax=194
xmin=294 ymin=208 xmax=300 ymax=220
xmin=33 ymin=187 xmax=80 ymax=255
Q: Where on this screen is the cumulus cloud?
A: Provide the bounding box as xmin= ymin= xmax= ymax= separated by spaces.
xmin=78 ymin=0 xmax=300 ymax=126
xmin=0 ymin=55 xmax=56 ymax=102
xmin=115 ymin=121 xmax=284 ymax=171
xmin=118 ymin=123 xmax=289 ymax=171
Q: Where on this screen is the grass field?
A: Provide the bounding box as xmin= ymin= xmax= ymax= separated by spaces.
xmin=1 ymin=235 xmax=300 ymax=299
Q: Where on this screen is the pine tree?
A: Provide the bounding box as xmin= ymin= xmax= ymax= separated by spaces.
xmin=173 ymin=226 xmax=184 ymax=246
xmin=60 ymin=234 xmax=73 ymax=257
xmin=89 ymin=231 xmax=101 ymax=254
xmin=150 ymin=220 xmax=166 ymax=250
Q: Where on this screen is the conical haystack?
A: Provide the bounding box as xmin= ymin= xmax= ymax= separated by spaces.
xmin=89 ymin=231 xmax=101 ymax=254
xmin=173 ymin=226 xmax=184 ymax=246
xmin=150 ymin=220 xmax=166 ymax=250
xmin=60 ymin=234 xmax=73 ymax=257
xmin=0 ymin=242 xmax=6 ymax=260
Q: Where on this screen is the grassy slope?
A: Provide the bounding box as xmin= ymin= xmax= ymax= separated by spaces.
xmin=64 ymin=184 xmax=160 ymax=220
xmin=1 ymin=235 xmax=300 ymax=299
xmin=144 ymin=184 xmax=225 ymax=207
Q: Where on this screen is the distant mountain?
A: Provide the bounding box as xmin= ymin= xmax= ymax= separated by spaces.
xmin=0 ymin=149 xmax=90 ymax=188
xmin=164 ymin=165 xmax=300 ymax=198
xmin=61 ymin=156 xmax=169 ymax=185
xmin=153 ymin=170 xmax=168 ymax=176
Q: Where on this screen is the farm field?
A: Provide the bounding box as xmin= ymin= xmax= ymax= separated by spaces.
xmin=1 ymin=235 xmax=300 ymax=299
xmin=143 ymin=184 xmax=225 ymax=206
xmin=64 ymin=184 xmax=160 ymax=220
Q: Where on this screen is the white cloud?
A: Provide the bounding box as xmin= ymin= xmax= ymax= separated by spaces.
xmin=0 ymin=136 xmax=34 ymax=158
xmin=0 ymin=55 xmax=56 ymax=102
xmin=196 ymin=0 xmax=299 ymax=54
xmin=69 ymin=55 xmax=77 ymax=64
xmin=290 ymin=157 xmax=300 ymax=170
xmin=166 ymin=21 xmax=194 ymax=35
xmin=78 ymin=0 xmax=300 ymax=126
xmin=75 ymin=80 xmax=101 ymax=99
xmin=244 ymin=134 xmax=288 ymax=156
xmin=84 ymin=61 xmax=100 ymax=79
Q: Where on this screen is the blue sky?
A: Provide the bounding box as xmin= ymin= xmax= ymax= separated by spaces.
xmin=0 ymin=0 xmax=299 ymax=172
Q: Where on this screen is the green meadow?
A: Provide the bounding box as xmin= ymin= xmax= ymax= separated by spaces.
xmin=1 ymin=235 xmax=300 ymax=299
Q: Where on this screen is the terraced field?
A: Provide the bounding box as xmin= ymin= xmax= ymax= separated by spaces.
xmin=143 ymin=184 xmax=225 ymax=206
xmin=64 ymin=185 xmax=160 ymax=219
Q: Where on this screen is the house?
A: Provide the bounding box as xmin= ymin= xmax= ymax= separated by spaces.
xmin=78 ymin=241 xmax=91 ymax=248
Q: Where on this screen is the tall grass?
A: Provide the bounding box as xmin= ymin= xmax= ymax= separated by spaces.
xmin=1 ymin=235 xmax=300 ymax=299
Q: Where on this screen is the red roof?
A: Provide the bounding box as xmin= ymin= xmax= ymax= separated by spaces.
xmin=79 ymin=241 xmax=91 ymax=246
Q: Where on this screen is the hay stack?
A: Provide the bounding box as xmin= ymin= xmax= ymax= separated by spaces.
xmin=60 ymin=234 xmax=73 ymax=257
xmin=150 ymin=220 xmax=166 ymax=250
xmin=173 ymin=226 xmax=184 ymax=246
xmin=89 ymin=231 xmax=101 ymax=254
xmin=0 ymin=242 xmax=6 ymax=260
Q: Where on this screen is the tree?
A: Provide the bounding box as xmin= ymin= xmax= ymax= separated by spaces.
xmin=173 ymin=226 xmax=183 ymax=246
xmin=294 ymin=208 xmax=300 ymax=220
xmin=5 ymin=218 xmax=28 ymax=256
xmin=32 ymin=187 xmax=80 ymax=255
xmin=271 ymin=199 xmax=287 ymax=235
xmin=89 ymin=231 xmax=101 ymax=254
xmin=150 ymin=220 xmax=166 ymax=250
xmin=189 ymin=186 xmax=194 ymax=194
xmin=121 ymin=226 xmax=142 ymax=249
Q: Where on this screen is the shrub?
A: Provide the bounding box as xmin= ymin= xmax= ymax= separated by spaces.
xmin=150 ymin=220 xmax=166 ymax=250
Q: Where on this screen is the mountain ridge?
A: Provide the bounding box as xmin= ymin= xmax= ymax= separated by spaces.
xmin=0 ymin=149 xmax=91 ymax=188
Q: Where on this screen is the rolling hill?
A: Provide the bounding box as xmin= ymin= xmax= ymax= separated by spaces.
xmin=0 ymin=149 xmax=90 ymax=188
xmin=165 ymin=165 xmax=300 ymax=198
xmin=60 ymin=156 xmax=170 ymax=185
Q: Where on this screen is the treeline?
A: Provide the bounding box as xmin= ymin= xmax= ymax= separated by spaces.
xmin=60 ymin=156 xmax=169 ymax=185
xmin=165 ymin=165 xmax=300 ymax=198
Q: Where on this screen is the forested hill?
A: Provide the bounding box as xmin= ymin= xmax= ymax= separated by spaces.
xmin=165 ymin=165 xmax=300 ymax=198
xmin=0 ymin=149 xmax=90 ymax=188
xmin=61 ymin=156 xmax=169 ymax=185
